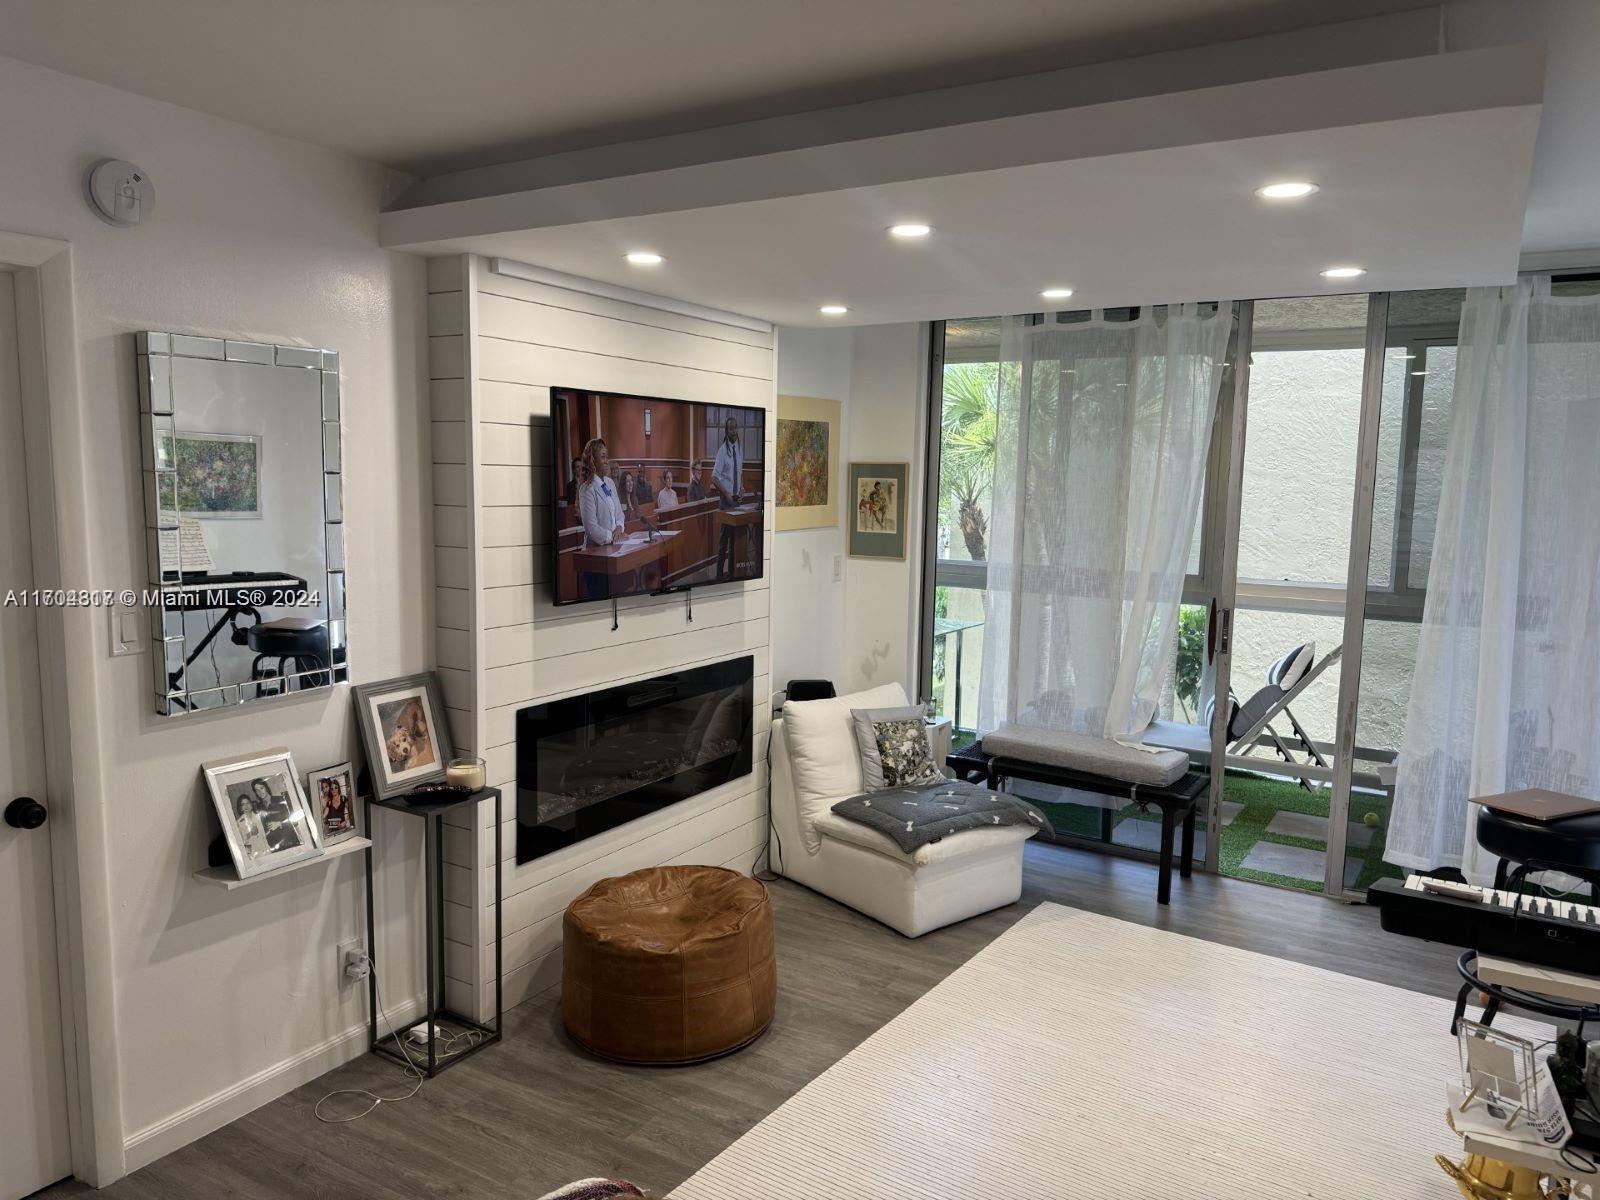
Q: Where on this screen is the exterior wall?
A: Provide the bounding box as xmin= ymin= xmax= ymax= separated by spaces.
xmin=427 ymin=257 xmax=774 ymax=1017
xmin=1234 ymin=346 xmax=1447 ymax=753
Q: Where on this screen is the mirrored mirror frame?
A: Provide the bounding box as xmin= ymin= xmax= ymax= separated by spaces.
xmin=135 ymin=331 xmax=348 ymax=716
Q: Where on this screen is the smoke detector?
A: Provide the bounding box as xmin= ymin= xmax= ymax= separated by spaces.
xmin=85 ymin=159 xmax=155 ymax=228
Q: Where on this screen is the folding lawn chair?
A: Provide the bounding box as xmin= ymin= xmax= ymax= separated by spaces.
xmin=1206 ymin=642 xmax=1344 ymax=792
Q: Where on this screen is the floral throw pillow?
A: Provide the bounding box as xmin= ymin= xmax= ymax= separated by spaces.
xmin=850 ymin=704 xmax=945 ymax=791
xmin=873 ymin=719 xmax=944 ymax=788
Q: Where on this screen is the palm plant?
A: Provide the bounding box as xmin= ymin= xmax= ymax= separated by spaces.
xmin=939 ymin=363 xmax=999 ymax=561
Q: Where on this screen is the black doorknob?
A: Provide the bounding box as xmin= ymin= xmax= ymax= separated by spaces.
xmin=5 ymin=797 xmax=46 ymax=830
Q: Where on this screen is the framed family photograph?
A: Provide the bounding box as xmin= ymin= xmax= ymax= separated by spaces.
xmin=203 ymin=748 xmax=323 ymax=878
xmin=847 ymin=461 xmax=909 ymax=559
xmin=352 ymin=672 xmax=454 ymax=800
xmin=775 ymin=394 xmax=840 ymax=531
xmin=307 ymin=761 xmax=359 ymax=844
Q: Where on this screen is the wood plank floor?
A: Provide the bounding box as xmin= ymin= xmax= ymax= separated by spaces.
xmin=42 ymin=842 xmax=1462 ymax=1199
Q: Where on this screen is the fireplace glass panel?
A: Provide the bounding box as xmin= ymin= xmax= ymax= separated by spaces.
xmin=516 ymin=656 xmax=754 ymax=863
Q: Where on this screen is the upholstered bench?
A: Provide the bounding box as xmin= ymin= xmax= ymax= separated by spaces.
xmin=562 ymin=865 xmax=776 ymax=1064
xmin=950 ymin=726 xmax=1204 ymax=905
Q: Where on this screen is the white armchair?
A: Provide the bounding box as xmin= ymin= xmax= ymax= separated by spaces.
xmin=769 ymin=683 xmax=1034 ymax=937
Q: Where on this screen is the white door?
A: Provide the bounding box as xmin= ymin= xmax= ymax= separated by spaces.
xmin=0 ymin=269 xmax=72 ymax=1198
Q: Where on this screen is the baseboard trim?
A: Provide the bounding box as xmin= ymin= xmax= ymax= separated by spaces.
xmin=120 ymin=995 xmax=422 ymax=1177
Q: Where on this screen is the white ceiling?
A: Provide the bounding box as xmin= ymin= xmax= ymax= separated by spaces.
xmin=408 ymin=109 xmax=1538 ymax=327
xmin=0 ymin=0 xmax=1433 ymax=173
xmin=3 ymin=0 xmax=1590 ymax=328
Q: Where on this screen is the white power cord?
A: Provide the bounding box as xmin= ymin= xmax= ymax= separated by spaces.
xmin=314 ymin=960 xmax=424 ymax=1124
xmin=314 ymin=950 xmax=492 ymax=1124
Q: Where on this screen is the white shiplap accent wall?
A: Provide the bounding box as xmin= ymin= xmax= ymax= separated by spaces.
xmin=427 ymin=255 xmax=776 ymax=1020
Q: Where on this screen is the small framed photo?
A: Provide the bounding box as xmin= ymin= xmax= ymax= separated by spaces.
xmin=203 ymin=748 xmax=323 ymax=878
xmin=307 ymin=761 xmax=359 ymax=845
xmin=848 ymin=461 xmax=909 ymax=559
xmin=352 ymin=672 xmax=455 ymax=800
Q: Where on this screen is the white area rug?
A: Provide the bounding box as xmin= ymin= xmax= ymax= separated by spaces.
xmin=671 ymin=902 xmax=1537 ymax=1198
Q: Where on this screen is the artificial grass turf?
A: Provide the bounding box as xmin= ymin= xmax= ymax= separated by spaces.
xmin=1027 ymin=768 xmax=1405 ymax=895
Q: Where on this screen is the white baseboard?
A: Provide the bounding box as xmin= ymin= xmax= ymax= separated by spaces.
xmin=120 ymin=995 xmax=423 ymax=1177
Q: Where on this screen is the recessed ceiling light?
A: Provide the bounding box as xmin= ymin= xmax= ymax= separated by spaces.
xmin=1256 ymin=181 xmax=1319 ymax=200
xmin=1320 ymin=266 xmax=1366 ymax=279
xmin=1411 ymin=370 xmax=1429 ymax=376
xmin=624 ymin=251 xmax=664 ymax=266
xmin=1040 ymin=287 xmax=1074 ymax=300
xmin=888 ymin=223 xmax=932 ymax=239
xmin=819 ymin=304 xmax=849 ymax=316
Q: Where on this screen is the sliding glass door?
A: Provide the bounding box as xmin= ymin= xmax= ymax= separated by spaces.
xmin=1331 ymin=290 xmax=1466 ymax=894
xmin=1212 ymin=291 xmax=1453 ymax=897
xmin=1204 ymin=295 xmax=1369 ymax=893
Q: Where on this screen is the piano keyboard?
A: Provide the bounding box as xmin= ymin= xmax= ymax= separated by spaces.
xmin=1367 ymin=874 xmax=1600 ymax=974
xmin=1403 ymin=873 xmax=1600 ymax=924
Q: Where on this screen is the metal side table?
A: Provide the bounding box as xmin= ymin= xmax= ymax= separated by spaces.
xmin=364 ymin=786 xmax=502 ymax=1077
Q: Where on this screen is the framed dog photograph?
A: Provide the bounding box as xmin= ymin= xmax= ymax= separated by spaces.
xmin=307 ymin=760 xmax=359 ymax=844
xmin=352 ymin=672 xmax=454 ymax=800
xmin=202 ymin=748 xmax=323 ymax=879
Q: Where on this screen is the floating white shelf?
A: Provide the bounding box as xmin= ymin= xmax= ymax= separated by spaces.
xmin=192 ymin=836 xmax=371 ymax=890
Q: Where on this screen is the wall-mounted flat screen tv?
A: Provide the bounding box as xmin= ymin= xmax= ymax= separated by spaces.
xmin=549 ymin=386 xmax=766 ymax=606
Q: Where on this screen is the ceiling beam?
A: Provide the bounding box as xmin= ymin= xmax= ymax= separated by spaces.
xmin=382 ymin=20 xmax=1540 ymax=252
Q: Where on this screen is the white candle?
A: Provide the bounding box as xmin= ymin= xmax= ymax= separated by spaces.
xmin=446 ymin=758 xmax=485 ymax=791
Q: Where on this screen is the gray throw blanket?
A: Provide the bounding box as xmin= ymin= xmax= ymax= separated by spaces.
xmin=831 ymin=779 xmax=1053 ymax=854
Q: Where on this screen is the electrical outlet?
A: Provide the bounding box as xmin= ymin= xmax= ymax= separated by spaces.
xmin=338 ymin=939 xmax=368 ymax=985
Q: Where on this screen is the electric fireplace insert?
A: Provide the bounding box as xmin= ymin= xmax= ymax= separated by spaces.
xmin=515 ymin=655 xmax=754 ymax=864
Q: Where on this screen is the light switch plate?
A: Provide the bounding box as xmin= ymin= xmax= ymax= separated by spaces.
xmin=832 ymin=554 xmax=842 ymax=581
xmin=110 ymin=605 xmax=144 ymax=657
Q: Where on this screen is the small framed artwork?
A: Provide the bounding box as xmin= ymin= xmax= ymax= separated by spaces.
xmin=307 ymin=760 xmax=359 ymax=845
xmin=163 ymin=430 xmax=262 ymax=519
xmin=352 ymin=672 xmax=455 ymax=800
xmin=848 ymin=461 xmax=909 ymax=559
xmin=775 ymin=394 xmax=840 ymax=531
xmin=203 ymin=748 xmax=324 ymax=878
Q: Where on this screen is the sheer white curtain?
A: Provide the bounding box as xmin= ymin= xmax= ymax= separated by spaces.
xmin=977 ymin=305 xmax=1231 ymax=740
xmin=1388 ymin=278 xmax=1600 ymax=882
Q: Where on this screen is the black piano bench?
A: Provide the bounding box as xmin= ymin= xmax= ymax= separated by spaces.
xmin=1477 ymin=805 xmax=1600 ymax=903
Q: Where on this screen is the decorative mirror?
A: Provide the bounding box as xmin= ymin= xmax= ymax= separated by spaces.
xmin=136 ymin=332 xmax=347 ymax=716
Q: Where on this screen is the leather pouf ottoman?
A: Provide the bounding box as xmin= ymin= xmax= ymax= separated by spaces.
xmin=562 ymin=865 xmax=776 ymax=1064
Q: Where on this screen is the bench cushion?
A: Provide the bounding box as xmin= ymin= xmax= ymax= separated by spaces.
xmin=981 ymin=723 xmax=1189 ymax=787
